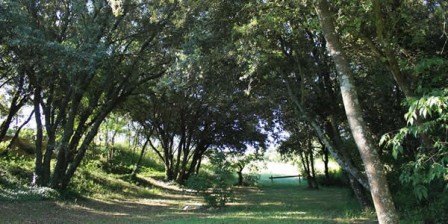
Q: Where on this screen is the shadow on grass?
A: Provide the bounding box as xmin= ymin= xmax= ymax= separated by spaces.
xmin=164 ymin=181 xmax=377 ymax=224
xmin=0 ymin=173 xmax=376 ymax=224
xmin=0 ymin=197 xmax=208 ymax=224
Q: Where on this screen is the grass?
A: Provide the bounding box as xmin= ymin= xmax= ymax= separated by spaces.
xmin=166 ymin=183 xmax=376 ymax=224
xmin=0 ymin=147 xmax=375 ymax=223
xmin=0 ymin=174 xmax=375 ymax=223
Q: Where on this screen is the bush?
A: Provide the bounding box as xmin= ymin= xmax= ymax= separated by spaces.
xmin=316 ymin=169 xmax=348 ymax=187
xmin=0 ymin=186 xmax=60 ymax=201
xmin=241 ymin=173 xmax=260 ymax=186
xmin=185 ymin=150 xmax=235 ymax=208
xmin=0 ymin=155 xmax=34 ymax=188
xmin=395 ymin=181 xmax=448 ymax=223
xmin=87 ymin=144 xmax=164 ymax=175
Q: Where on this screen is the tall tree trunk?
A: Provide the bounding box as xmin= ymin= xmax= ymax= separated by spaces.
xmin=309 ymin=147 xmax=318 ymax=189
xmin=33 ymin=87 xmax=44 ymax=186
xmin=314 ymin=1 xmax=399 ymax=223
xmin=320 ymin=144 xmax=330 ymax=183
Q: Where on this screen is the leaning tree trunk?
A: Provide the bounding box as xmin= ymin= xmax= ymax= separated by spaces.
xmin=131 ymin=139 xmax=149 ymax=178
xmin=314 ymin=1 xmax=399 ymax=223
xmin=285 ymin=81 xmax=370 ymax=190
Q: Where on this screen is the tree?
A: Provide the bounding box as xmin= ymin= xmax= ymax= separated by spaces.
xmin=229 ymin=151 xmax=263 ymax=186
xmin=314 ymin=1 xmax=399 ymax=223
xmin=279 ymin=123 xmax=319 ymax=189
xmin=125 ymin=0 xmax=270 ymax=183
xmin=129 ymin=68 xmax=267 ymax=183
xmin=98 ymin=113 xmax=130 ymax=162
xmin=1 ymin=0 xmax=187 ymax=190
xmin=0 ymin=42 xmax=31 ymax=144
xmin=232 ymin=0 xmax=371 ymax=194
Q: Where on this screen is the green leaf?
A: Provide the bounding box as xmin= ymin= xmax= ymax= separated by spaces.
xmin=413 ymin=184 xmax=428 ymax=200
xmin=392 ymin=145 xmax=403 ymax=159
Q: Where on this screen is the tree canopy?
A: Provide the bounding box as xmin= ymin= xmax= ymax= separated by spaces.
xmin=0 ymin=0 xmax=447 ymax=222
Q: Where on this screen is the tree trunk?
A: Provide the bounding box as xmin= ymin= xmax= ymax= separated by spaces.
xmin=32 ymin=87 xmax=44 ymax=186
xmin=309 ymin=147 xmax=319 ymax=189
xmin=58 ymin=108 xmax=112 ymax=190
xmin=0 ymin=75 xmax=29 ymax=142
xmin=347 ymin=172 xmax=372 ymax=209
xmin=237 ymin=165 xmax=244 ymax=186
xmin=285 ymin=79 xmax=370 ymax=190
xmin=195 ymin=156 xmax=202 ymax=174
xmin=325 ymin=118 xmax=373 ymax=208
xmin=314 ymin=1 xmax=399 ymax=223
xmin=131 ymin=139 xmax=149 ymax=178
xmin=322 ymin=145 xmax=330 ymax=183
xmin=2 ymin=109 xmax=33 ymax=157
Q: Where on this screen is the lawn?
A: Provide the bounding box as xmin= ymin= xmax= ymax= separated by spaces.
xmin=0 ymin=175 xmax=376 ymax=224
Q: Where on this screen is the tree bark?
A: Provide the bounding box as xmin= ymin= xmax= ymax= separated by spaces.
xmin=2 ymin=109 xmax=33 ymax=156
xmin=371 ymin=0 xmax=414 ymax=98
xmin=32 ymin=87 xmax=44 ymax=186
xmin=347 ymin=172 xmax=372 ymax=209
xmin=321 ymin=145 xmax=330 ymax=183
xmin=237 ymin=165 xmax=244 ymax=186
xmin=325 ymin=118 xmax=373 ymax=208
xmin=131 ymin=139 xmax=149 ymax=178
xmin=314 ymin=1 xmax=399 ymax=223
xmin=285 ymin=81 xmax=370 ymax=190
xmin=0 ymin=74 xmax=29 ymax=142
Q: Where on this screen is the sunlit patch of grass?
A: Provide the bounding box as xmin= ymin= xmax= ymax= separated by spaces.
xmin=163 ymin=177 xmax=376 ymax=224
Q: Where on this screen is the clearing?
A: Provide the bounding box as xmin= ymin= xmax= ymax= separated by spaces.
xmin=0 ymin=176 xmax=375 ymax=224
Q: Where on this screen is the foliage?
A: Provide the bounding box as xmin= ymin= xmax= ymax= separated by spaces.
xmin=381 ymin=88 xmax=448 ymax=200
xmin=316 ymin=169 xmax=348 ymax=187
xmin=186 ymin=150 xmax=235 ymax=208
xmin=0 ymin=155 xmax=59 ymax=201
xmin=0 ymin=0 xmax=188 ymax=190
xmin=0 ymin=0 xmax=447 ymax=221
xmin=0 ymin=155 xmax=34 ymax=188
xmin=229 ymin=151 xmax=263 ymax=186
xmin=0 ymin=141 xmax=8 ymax=153
xmin=0 ymin=186 xmax=59 ymax=201
xmin=128 ymin=38 xmax=269 ymax=182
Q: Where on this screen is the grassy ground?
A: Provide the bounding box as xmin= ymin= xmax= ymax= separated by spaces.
xmin=0 ymin=150 xmax=375 ymax=223
xmin=0 ymin=175 xmax=376 ymax=224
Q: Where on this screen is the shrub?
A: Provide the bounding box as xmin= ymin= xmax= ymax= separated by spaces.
xmin=316 ymin=169 xmax=348 ymax=187
xmin=395 ymin=180 xmax=448 ymax=223
xmin=186 ymin=150 xmax=235 ymax=208
xmin=241 ymin=173 xmax=260 ymax=186
xmin=0 ymin=186 xmax=60 ymax=201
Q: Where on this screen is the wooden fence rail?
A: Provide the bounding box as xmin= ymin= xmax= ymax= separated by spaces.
xmin=269 ymin=175 xmax=301 ymax=183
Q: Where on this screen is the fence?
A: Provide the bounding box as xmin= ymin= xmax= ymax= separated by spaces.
xmin=268 ymin=175 xmax=301 ymax=183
